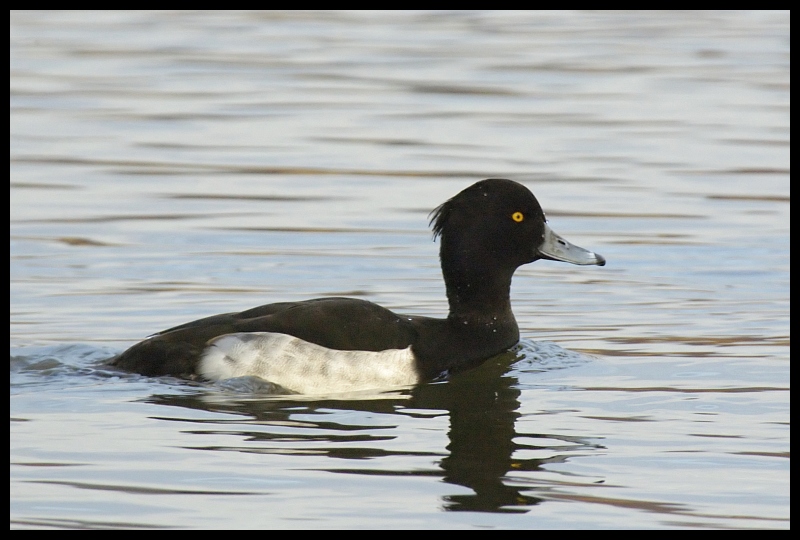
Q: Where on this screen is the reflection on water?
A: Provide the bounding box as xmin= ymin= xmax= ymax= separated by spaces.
xmin=144 ymin=347 xmax=598 ymax=514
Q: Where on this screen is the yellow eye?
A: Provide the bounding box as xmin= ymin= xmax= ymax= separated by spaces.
xmin=511 ymin=211 xmax=524 ymax=223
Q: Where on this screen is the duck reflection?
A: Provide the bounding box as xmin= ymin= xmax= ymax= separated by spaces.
xmin=145 ymin=347 xmax=596 ymax=513
xmin=410 ymin=350 xmax=542 ymax=511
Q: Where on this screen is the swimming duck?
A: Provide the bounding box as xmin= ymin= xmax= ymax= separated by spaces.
xmin=111 ymin=178 xmax=605 ymax=393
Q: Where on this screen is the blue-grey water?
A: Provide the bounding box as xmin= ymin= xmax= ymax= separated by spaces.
xmin=10 ymin=11 xmax=789 ymax=529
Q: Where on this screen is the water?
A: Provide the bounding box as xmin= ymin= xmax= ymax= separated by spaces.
xmin=10 ymin=11 xmax=789 ymax=529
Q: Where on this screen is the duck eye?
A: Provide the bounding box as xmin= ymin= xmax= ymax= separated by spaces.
xmin=511 ymin=211 xmax=524 ymax=223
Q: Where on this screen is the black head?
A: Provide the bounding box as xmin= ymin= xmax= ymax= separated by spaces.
xmin=429 ymin=179 xmax=604 ymax=316
xmin=431 ymin=178 xmax=546 ymax=269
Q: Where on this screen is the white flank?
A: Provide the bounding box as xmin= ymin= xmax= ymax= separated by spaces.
xmin=198 ymin=332 xmax=420 ymax=394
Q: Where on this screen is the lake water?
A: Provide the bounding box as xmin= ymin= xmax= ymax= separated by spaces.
xmin=10 ymin=11 xmax=789 ymax=529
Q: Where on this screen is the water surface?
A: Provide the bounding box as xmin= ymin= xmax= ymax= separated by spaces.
xmin=10 ymin=11 xmax=789 ymax=529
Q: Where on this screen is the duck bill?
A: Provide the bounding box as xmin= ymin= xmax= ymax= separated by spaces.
xmin=538 ymin=223 xmax=606 ymax=266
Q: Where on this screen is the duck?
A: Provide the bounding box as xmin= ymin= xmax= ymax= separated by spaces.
xmin=110 ymin=178 xmax=605 ymax=394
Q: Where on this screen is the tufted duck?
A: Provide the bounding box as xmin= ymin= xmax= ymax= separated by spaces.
xmin=110 ymin=178 xmax=605 ymax=393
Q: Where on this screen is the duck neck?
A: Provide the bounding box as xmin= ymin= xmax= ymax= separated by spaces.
xmin=442 ymin=265 xmax=516 ymax=325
